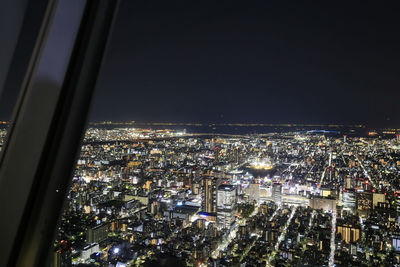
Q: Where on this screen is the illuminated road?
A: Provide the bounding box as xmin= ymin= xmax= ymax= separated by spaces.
xmin=226 ymin=159 xmax=249 ymax=173
xmin=267 ymin=206 xmax=297 ymax=266
xmin=309 ymin=210 xmax=316 ymax=227
xmin=274 ymin=206 xmax=297 ymax=251
xmin=211 ymin=204 xmax=259 ymax=259
xmin=329 ymin=211 xmax=337 ymax=267
xmin=320 ymin=153 xmax=332 ymax=185
xmin=269 ymin=206 xmax=281 ymax=222
xmin=211 ymin=226 xmax=239 ymax=259
xmin=355 ymin=156 xmax=376 ymax=189
xmin=320 ymin=167 xmax=327 ymax=185
xmin=299 ymin=210 xmax=316 ymax=259
xmin=238 ymin=207 xmax=281 ymax=263
xmin=239 ymin=233 xmax=260 ymax=262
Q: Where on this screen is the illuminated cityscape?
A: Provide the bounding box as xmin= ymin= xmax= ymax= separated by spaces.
xmin=1 ymin=1 xmax=400 ymax=267
xmin=3 ymin=125 xmax=400 ymax=266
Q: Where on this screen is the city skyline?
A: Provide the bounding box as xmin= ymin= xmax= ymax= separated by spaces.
xmin=24 ymin=125 xmax=399 ymax=266
xmin=2 ymin=1 xmax=400 ymax=266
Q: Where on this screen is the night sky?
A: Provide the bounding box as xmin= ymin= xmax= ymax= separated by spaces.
xmin=2 ymin=1 xmax=400 ymax=127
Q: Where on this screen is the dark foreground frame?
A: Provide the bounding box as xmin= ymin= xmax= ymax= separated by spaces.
xmin=0 ymin=0 xmax=119 ymax=266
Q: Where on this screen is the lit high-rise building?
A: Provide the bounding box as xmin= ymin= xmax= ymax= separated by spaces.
xmin=357 ymin=191 xmax=372 ymax=211
xmin=216 ymin=184 xmax=237 ymax=229
xmin=343 ymin=190 xmax=357 ymax=212
xmin=202 ymin=177 xmax=216 ymax=213
xmin=337 ymin=223 xmax=360 ymax=244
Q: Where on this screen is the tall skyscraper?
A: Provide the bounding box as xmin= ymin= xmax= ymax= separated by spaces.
xmin=216 ymin=184 xmax=237 ymax=229
xmin=202 ymin=177 xmax=216 ymax=213
xmin=272 ymin=183 xmax=282 ymax=205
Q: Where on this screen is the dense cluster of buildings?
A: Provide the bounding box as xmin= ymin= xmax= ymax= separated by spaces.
xmin=2 ymin=126 xmax=400 ymax=266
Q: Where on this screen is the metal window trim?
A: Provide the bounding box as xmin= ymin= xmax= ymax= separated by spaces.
xmin=0 ymin=0 xmax=120 ymax=266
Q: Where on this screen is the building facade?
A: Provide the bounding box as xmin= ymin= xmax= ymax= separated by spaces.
xmin=216 ymin=185 xmax=237 ymax=229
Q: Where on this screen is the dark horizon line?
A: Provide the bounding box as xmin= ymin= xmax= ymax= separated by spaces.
xmin=0 ymin=120 xmax=399 ymax=130
xmin=89 ymin=121 xmax=365 ymax=126
xmin=87 ymin=121 xmax=400 ymax=129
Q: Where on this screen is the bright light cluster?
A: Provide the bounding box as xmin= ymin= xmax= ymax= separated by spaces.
xmin=250 ymin=160 xmax=273 ymax=170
